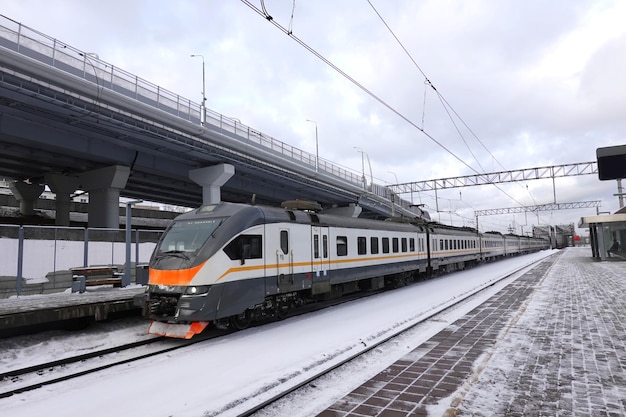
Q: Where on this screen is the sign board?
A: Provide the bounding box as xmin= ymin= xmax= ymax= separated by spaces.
xmin=597 ymin=145 xmax=626 ymax=180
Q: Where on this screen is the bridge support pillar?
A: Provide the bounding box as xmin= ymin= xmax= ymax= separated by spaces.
xmin=80 ymin=165 xmax=130 ymax=228
xmin=189 ymin=164 xmax=235 ymax=205
xmin=45 ymin=174 xmax=80 ymax=226
xmin=9 ymin=181 xmax=45 ymax=216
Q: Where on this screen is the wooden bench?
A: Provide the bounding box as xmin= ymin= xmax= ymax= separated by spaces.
xmin=71 ymin=266 xmax=123 ymax=293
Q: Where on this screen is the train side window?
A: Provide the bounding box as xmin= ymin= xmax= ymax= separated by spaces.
xmin=439 ymin=239 xmax=444 ymax=251
xmin=401 ymin=238 xmax=408 ymax=252
xmin=337 ymin=236 xmax=348 ymax=256
xmin=382 ymin=237 xmax=390 ymax=253
xmin=392 ymin=237 xmax=399 ymax=253
xmin=313 ymin=234 xmax=319 ymax=258
xmin=280 ymin=230 xmax=289 ymax=254
xmin=409 ymin=238 xmax=415 ymax=252
xmin=323 ymin=235 xmax=328 ymax=258
xmin=445 ymin=240 xmax=449 ymax=250
xmin=371 ymin=237 xmax=379 ymax=254
xmin=224 ymin=234 xmax=263 ymax=262
xmin=357 ymin=236 xmax=367 ymax=255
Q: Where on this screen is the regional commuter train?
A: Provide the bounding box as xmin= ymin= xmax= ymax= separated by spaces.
xmin=144 ymin=201 xmax=549 ymax=338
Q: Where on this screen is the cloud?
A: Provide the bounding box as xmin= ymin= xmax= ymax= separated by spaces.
xmin=2 ymin=0 xmax=624 ymax=234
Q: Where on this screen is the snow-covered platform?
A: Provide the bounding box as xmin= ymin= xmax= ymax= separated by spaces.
xmin=317 ymin=247 xmax=626 ymax=416
xmin=0 ymin=286 xmax=145 ymax=335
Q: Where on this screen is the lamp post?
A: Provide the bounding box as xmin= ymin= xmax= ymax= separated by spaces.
xmin=354 ymin=147 xmax=373 ymax=190
xmin=306 ymin=119 xmax=319 ymax=172
xmin=190 ymin=54 xmax=206 ymax=126
xmin=124 ymin=199 xmax=143 ymax=287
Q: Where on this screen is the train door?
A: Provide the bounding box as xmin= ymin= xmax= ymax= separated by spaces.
xmin=276 ymin=228 xmax=293 ymax=285
xmin=311 ymin=226 xmax=331 ymax=294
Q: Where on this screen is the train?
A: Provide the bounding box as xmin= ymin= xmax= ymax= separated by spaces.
xmin=143 ymin=201 xmax=550 ymax=338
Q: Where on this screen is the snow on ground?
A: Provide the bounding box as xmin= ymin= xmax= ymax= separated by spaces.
xmin=0 ymin=250 xmax=558 ymax=417
xmin=452 ymin=247 xmax=626 ymax=416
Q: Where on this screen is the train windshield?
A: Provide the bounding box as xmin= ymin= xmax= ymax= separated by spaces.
xmin=157 ymin=218 xmax=225 ymax=254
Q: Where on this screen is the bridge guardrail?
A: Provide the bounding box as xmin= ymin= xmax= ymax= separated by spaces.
xmin=0 ymin=224 xmax=162 ymax=298
xmin=0 ymin=14 xmax=422 ymax=216
xmin=0 ymin=15 xmax=365 ymax=187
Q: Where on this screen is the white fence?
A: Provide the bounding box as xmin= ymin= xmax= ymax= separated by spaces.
xmin=0 ymin=225 xmax=163 ymax=298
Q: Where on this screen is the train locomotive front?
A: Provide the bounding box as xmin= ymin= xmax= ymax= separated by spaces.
xmin=144 ymin=202 xmax=274 ymax=338
xmin=143 ymin=201 xmax=551 ymax=339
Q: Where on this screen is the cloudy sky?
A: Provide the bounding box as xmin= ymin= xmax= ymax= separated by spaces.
xmin=2 ymin=0 xmax=625 ymax=235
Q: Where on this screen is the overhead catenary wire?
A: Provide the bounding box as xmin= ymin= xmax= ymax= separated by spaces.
xmin=365 ymin=0 xmax=545 ymax=219
xmin=241 ymin=0 xmax=478 ymax=174
xmin=241 ymin=1 xmax=548 ymax=225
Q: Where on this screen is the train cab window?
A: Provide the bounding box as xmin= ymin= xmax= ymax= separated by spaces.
xmin=323 ymin=235 xmax=328 ymax=258
xmin=224 ymin=234 xmax=262 ymax=261
xmin=401 ymin=238 xmax=408 ymax=252
xmin=313 ymin=234 xmax=319 ymax=258
xmin=392 ymin=237 xmax=399 ymax=253
xmin=409 ymin=238 xmax=415 ymax=252
xmin=336 ymin=236 xmax=348 ymax=256
xmin=280 ymin=230 xmax=289 ymax=254
xmin=357 ymin=236 xmax=367 ymax=255
xmin=382 ymin=237 xmax=390 ymax=253
xmin=371 ymin=237 xmax=379 ymax=254
xmin=158 ymin=218 xmax=224 ymax=254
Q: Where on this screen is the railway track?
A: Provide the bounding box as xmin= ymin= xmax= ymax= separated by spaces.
xmin=0 ymin=329 xmax=225 ymax=398
xmin=0 ymin=291 xmax=389 ymax=400
xmin=0 ymin=253 xmax=554 ymax=415
xmin=218 ymin=258 xmax=549 ymax=416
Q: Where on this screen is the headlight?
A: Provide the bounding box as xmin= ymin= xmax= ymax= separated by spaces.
xmin=185 ymin=285 xmax=210 ymax=295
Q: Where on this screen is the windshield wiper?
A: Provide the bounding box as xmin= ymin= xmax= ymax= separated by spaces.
xmin=155 ymin=250 xmax=191 ymax=260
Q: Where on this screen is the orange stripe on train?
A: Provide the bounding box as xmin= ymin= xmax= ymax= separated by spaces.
xmin=149 ymin=261 xmax=207 ymax=285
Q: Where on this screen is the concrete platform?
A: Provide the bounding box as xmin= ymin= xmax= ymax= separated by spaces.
xmin=0 ymin=286 xmax=145 ymax=335
xmin=317 ymin=247 xmax=626 ymax=416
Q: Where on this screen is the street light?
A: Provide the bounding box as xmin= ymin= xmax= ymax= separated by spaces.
xmin=190 ymin=54 xmax=206 ymax=126
xmin=354 ymin=147 xmax=373 ymax=190
xmin=387 ymin=171 xmax=398 ymax=184
xmin=306 ymin=119 xmax=319 ymax=172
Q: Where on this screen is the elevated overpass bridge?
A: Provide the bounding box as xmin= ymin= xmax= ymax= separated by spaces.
xmin=0 ymin=15 xmax=423 ymax=228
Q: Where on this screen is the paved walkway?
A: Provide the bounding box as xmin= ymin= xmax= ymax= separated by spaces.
xmin=317 ymin=247 xmax=626 ymax=416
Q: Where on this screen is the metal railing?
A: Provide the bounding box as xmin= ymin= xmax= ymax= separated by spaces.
xmin=0 ymin=224 xmax=163 ymax=298
xmin=0 ymin=15 xmax=367 ymax=189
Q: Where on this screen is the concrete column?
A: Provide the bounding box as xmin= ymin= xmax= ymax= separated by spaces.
xmin=9 ymin=181 xmax=44 ymax=216
xmin=189 ymin=164 xmax=235 ymax=205
xmin=45 ymin=173 xmax=80 ymax=226
xmin=80 ymin=165 xmax=130 ymax=228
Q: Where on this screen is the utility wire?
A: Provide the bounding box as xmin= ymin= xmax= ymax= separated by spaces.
xmin=241 ymin=0 xmax=481 ymax=174
xmin=241 ymin=0 xmax=543 ymax=223
xmin=365 ymin=0 xmax=544 ymax=216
